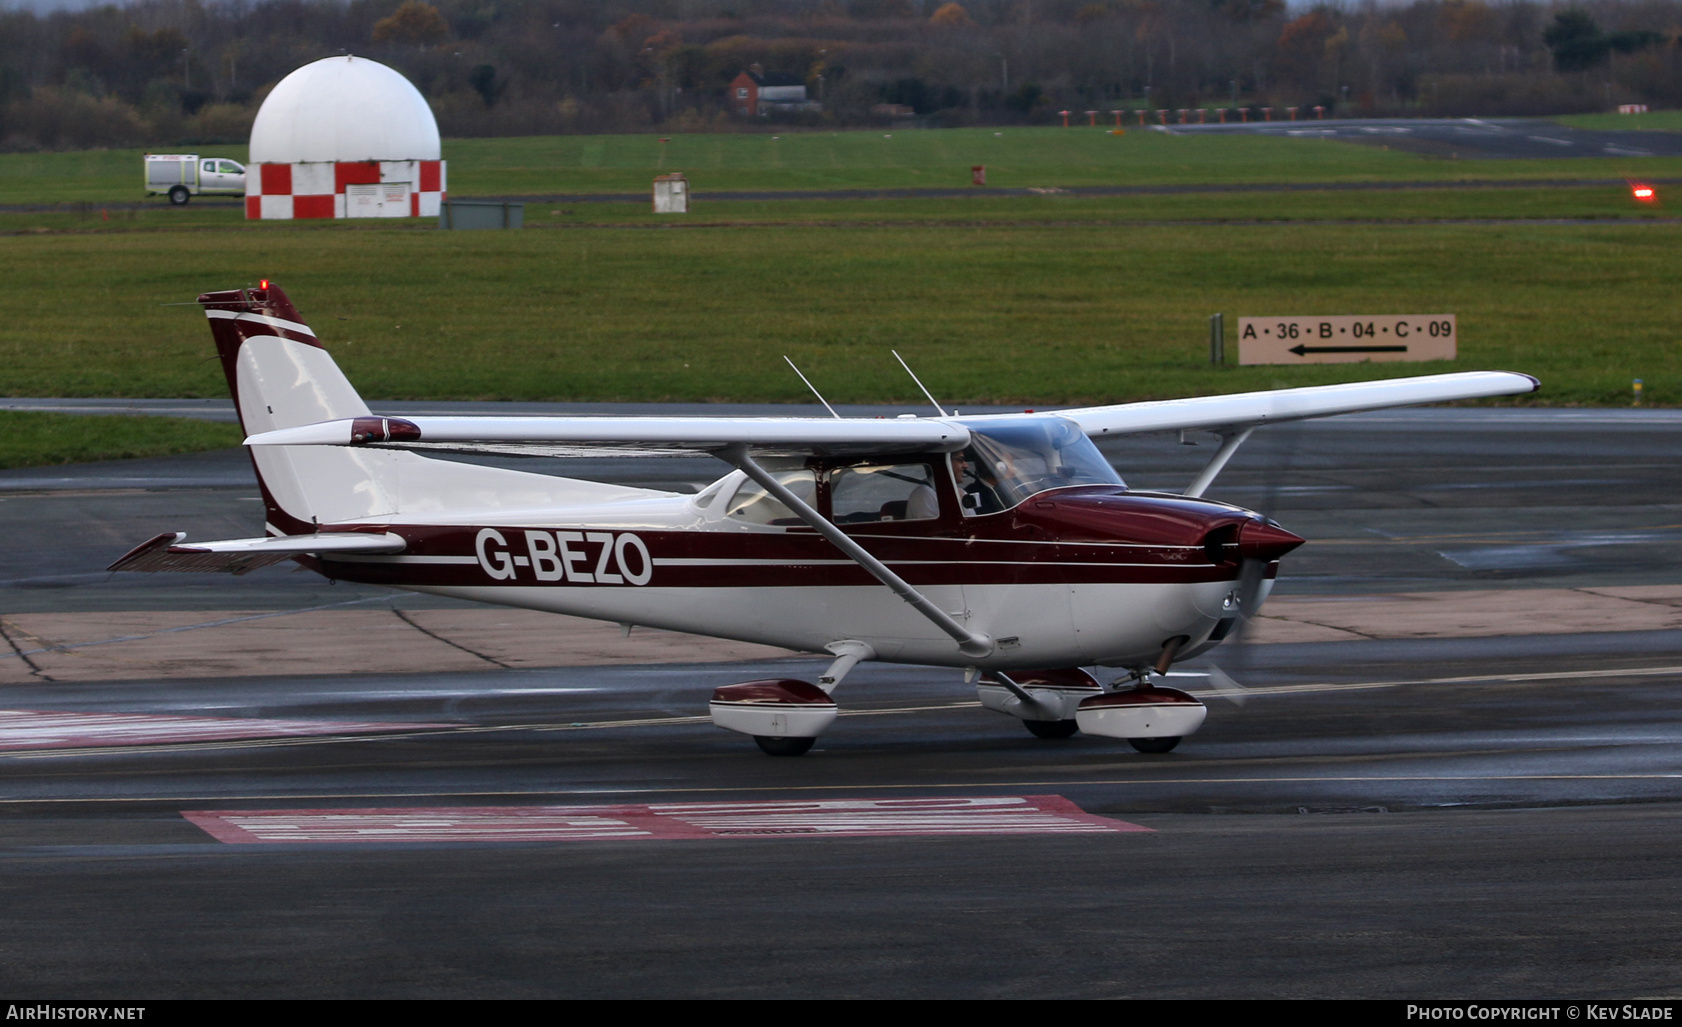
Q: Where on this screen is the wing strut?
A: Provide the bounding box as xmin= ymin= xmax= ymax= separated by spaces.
xmin=1183 ymin=428 xmax=1253 ymax=498
xmin=723 ymin=445 xmax=995 ymax=659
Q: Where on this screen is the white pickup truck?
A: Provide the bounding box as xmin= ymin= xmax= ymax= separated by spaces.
xmin=144 ymin=154 xmax=246 ymax=205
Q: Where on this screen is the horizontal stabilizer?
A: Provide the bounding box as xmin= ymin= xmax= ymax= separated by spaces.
xmin=109 ymin=531 xmax=406 ymax=576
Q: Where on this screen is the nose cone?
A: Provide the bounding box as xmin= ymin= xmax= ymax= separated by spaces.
xmin=1238 ymin=518 xmax=1306 ymax=562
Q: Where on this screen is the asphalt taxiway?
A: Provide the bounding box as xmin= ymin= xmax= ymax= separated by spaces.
xmin=1 ymin=406 xmax=1680 ymax=997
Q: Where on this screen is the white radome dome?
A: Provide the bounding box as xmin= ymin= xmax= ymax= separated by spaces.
xmin=249 ymin=56 xmax=441 ymax=164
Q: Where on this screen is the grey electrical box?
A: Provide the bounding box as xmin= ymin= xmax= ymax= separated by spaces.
xmin=439 ymin=200 xmax=524 ymax=230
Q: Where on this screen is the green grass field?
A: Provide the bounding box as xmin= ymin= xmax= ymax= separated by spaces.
xmin=0 ymin=410 xmax=240 ymax=469
xmin=2 ymin=221 xmax=1673 ymax=407
xmin=7 ymin=124 xmax=1682 ymax=206
xmin=1 ymin=125 xmax=1678 ymax=468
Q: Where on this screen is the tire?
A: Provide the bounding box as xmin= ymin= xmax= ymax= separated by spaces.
xmin=168 ymin=186 xmax=190 ymax=206
xmin=1024 ymin=719 xmax=1079 ymax=739
xmin=1128 ymin=736 xmax=1181 ymax=754
xmin=754 ymin=735 xmax=815 ymax=757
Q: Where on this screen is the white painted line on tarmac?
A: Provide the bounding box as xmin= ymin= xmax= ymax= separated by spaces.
xmin=0 ymin=701 xmax=988 ymax=759
xmin=184 ymin=795 xmax=1147 ymax=843
xmin=1184 ymin=663 xmax=1682 ymax=700
xmin=0 ymin=709 xmax=450 ymax=752
xmin=14 ymin=770 xmax=1682 ymax=808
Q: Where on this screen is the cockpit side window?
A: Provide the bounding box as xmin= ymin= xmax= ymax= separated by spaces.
xmin=829 ymin=462 xmax=940 ymax=523
xmin=725 ymin=469 xmax=818 ymax=526
xmin=953 ymin=416 xmax=1124 ymax=514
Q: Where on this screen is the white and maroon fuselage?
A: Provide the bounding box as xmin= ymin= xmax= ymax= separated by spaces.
xmin=290 ymin=477 xmax=1296 ymax=671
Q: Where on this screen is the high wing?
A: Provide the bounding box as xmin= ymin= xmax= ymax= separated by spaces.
xmin=1051 ymin=371 xmax=1539 ymax=437
xmin=244 ymin=414 xmax=972 ymax=458
xmin=108 ymin=530 xmax=406 ymax=575
xmin=244 ymin=371 xmax=1536 ymax=458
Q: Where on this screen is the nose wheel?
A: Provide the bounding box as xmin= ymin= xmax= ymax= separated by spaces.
xmin=754 ymin=736 xmax=815 ymax=757
xmin=1023 ymin=719 xmax=1079 ymax=739
xmin=1128 ymin=736 xmax=1182 ymax=753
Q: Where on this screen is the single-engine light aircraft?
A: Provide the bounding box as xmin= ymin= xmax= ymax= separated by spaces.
xmin=112 ymin=284 xmax=1539 ymax=756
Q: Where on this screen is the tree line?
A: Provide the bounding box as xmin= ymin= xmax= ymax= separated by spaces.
xmin=2 ymin=0 xmax=1679 ymax=150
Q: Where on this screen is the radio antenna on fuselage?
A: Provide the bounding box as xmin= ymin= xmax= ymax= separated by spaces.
xmin=891 ymin=350 xmax=948 ymax=418
xmin=784 ymin=356 xmax=841 ymax=419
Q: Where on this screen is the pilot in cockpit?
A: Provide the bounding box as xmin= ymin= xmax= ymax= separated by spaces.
xmin=951 ymin=449 xmax=1006 ymax=515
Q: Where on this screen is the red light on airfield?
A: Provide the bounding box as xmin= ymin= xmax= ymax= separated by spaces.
xmin=1632 ymin=184 xmax=1657 ymax=202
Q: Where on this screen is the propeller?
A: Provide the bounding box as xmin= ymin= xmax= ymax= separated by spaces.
xmin=1203 ymin=421 xmax=1306 ymax=704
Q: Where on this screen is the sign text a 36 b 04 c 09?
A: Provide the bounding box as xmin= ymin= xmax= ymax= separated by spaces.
xmin=1238 ymin=315 xmax=1456 ymax=365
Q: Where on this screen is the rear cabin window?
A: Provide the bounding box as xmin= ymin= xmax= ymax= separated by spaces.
xmin=829 ymin=463 xmax=939 ymax=523
xmin=726 ymin=470 xmax=817 ymax=526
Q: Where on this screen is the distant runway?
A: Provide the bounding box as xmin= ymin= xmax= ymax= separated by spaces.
xmin=2 ymin=405 xmax=1681 ymax=996
xmin=1159 ymin=115 xmax=1682 ymax=160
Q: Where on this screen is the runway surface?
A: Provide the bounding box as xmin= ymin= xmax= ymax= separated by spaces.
xmin=2 ymin=406 xmax=1681 ymax=997
xmin=1161 ymin=116 xmax=1682 ymax=160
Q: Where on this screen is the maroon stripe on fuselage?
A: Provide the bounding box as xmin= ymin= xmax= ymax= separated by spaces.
xmin=310 ymin=524 xmax=1255 ymax=589
xmin=303 ymin=486 xmax=1284 ymax=589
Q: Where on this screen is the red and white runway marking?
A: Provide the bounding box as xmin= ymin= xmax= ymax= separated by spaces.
xmin=0 ymin=709 xmax=437 ymax=752
xmin=185 ymin=795 xmax=1148 ymax=843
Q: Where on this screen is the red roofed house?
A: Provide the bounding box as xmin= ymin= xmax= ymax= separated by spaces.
xmin=730 ymin=65 xmax=820 ymax=116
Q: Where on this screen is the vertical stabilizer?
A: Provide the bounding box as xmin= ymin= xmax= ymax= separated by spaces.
xmin=199 ymin=282 xmax=398 ymax=532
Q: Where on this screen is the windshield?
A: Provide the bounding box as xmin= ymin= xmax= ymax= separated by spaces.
xmin=953 ymin=416 xmax=1124 ymax=513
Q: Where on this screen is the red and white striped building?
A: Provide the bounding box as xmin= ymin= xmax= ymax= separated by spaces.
xmin=245 ymin=56 xmax=446 ymax=220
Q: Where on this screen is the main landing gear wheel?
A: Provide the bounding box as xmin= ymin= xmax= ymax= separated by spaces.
xmin=1128 ymin=736 xmax=1182 ymax=754
xmin=168 ymin=186 xmax=190 ymax=205
xmin=754 ymin=736 xmax=815 ymax=757
xmin=1024 ymin=719 xmax=1080 ymax=739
